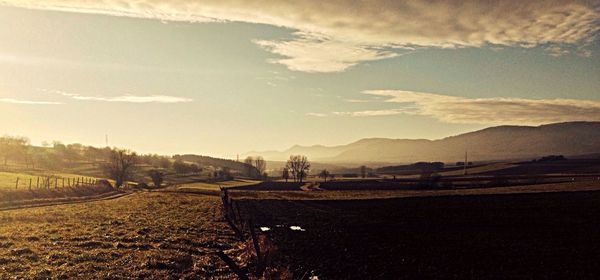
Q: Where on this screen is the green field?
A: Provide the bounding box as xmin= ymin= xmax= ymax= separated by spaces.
xmin=0 ymin=171 xmax=98 ymax=190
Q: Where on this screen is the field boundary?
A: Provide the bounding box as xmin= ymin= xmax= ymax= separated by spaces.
xmin=159 ymin=188 xmax=221 ymax=196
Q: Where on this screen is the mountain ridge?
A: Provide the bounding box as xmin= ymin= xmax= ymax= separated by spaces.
xmin=244 ymin=122 xmax=600 ymax=163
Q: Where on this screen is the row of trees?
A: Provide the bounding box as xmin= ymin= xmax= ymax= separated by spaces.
xmin=281 ymin=156 xmax=374 ymax=182
xmin=0 ymin=136 xmax=30 ymax=166
xmin=103 ymin=149 xmax=232 ymax=188
xmin=0 ymin=136 xmax=174 ymax=171
xmin=281 ymin=157 xmax=374 ymax=182
xmin=172 ymin=160 xmax=202 ymax=174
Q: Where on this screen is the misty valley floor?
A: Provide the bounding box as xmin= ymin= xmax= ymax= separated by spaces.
xmin=238 ymin=191 xmax=600 ymax=279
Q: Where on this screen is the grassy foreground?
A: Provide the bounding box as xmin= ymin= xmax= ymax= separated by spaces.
xmin=0 ymin=192 xmax=243 ymax=279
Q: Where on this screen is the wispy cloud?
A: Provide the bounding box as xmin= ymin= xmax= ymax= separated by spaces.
xmin=345 ymin=99 xmax=375 ymax=103
xmin=0 ymin=97 xmax=62 ymax=105
xmin=545 ymin=45 xmax=570 ymax=57
xmin=332 ymin=90 xmax=600 ymax=125
xmin=53 ymin=90 xmax=193 ymax=103
xmin=333 ymin=109 xmax=409 ymax=117
xmin=306 ymin=112 xmax=328 ymax=117
xmin=254 ymin=32 xmax=400 ymax=73
xmin=1 ymin=0 xmax=597 ymax=72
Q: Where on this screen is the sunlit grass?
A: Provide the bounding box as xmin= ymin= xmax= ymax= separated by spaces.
xmin=177 ymin=179 xmax=260 ymax=191
xmin=0 ymin=171 xmax=99 ymax=190
xmin=0 ymin=192 xmax=241 ymax=278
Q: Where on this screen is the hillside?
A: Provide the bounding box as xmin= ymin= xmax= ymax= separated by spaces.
xmin=247 ymin=122 xmax=600 ymax=163
xmin=173 ymin=154 xmax=256 ymax=175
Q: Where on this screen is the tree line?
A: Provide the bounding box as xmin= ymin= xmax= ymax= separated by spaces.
xmin=0 ymin=135 xmax=173 ymax=171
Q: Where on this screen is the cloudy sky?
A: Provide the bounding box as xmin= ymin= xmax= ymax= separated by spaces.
xmin=0 ymin=0 xmax=599 ymax=157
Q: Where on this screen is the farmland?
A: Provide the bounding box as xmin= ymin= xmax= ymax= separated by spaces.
xmin=0 ymin=192 xmax=244 ymax=279
xmin=235 ymin=190 xmax=600 ymax=279
xmin=0 ymin=155 xmax=599 ymax=279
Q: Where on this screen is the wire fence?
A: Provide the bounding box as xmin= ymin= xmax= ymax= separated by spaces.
xmin=10 ymin=176 xmax=100 ymax=190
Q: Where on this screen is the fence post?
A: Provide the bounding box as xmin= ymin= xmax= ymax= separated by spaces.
xmin=235 ymin=203 xmax=245 ymax=233
xmin=15 ymin=177 xmax=19 ymax=189
xmin=249 ymin=219 xmax=262 ymax=261
xmin=36 ymin=177 xmax=39 ymax=188
xmin=55 ymin=177 xmax=58 ymax=188
xmin=62 ymin=178 xmax=65 ymax=188
xmin=249 ymin=219 xmax=266 ymax=276
xmin=29 ymin=178 xmax=32 ymax=190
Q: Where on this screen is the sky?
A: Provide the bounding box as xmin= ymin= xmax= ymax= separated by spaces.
xmin=0 ymin=0 xmax=599 ymax=158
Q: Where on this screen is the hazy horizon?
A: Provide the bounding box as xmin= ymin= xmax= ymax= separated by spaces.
xmin=1 ymin=1 xmax=599 ymax=158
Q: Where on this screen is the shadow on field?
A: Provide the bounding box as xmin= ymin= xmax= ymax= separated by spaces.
xmin=237 ymin=191 xmax=600 ymax=279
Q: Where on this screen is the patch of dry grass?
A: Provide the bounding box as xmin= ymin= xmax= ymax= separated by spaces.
xmin=0 ymin=171 xmax=99 ymax=190
xmin=0 ymin=192 xmax=243 ymax=279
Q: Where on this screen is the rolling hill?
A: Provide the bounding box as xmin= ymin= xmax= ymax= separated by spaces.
xmin=246 ymin=122 xmax=600 ymax=164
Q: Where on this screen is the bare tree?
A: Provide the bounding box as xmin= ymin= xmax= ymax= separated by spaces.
xmin=360 ymin=165 xmax=367 ymax=178
xmin=103 ymin=149 xmax=138 ymax=188
xmin=319 ymin=169 xmax=331 ymax=182
xmin=148 ymin=169 xmax=164 ymax=188
xmin=282 ymin=168 xmax=290 ymax=182
xmin=254 ymin=156 xmax=266 ymax=175
xmin=285 ymin=155 xmax=310 ymax=183
xmin=244 ymin=156 xmax=256 ymax=177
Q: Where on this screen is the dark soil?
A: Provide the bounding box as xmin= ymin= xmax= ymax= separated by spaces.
xmin=238 ymin=191 xmax=600 ymax=279
xmin=481 ymin=159 xmax=600 ymax=176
